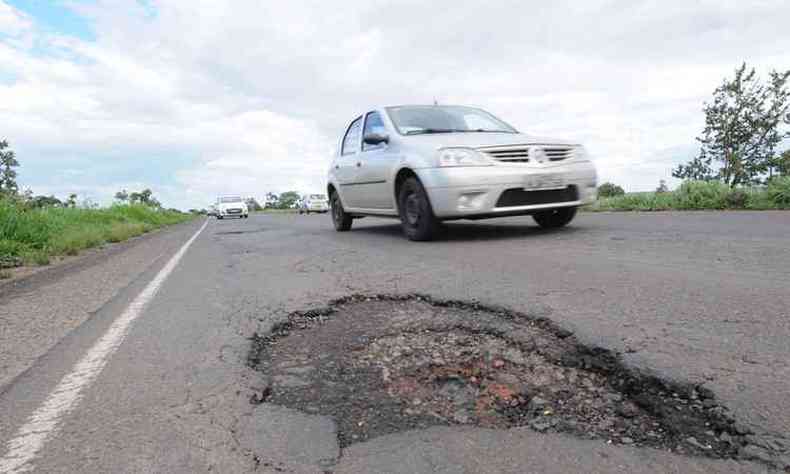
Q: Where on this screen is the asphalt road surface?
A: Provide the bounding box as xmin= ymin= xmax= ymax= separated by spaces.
xmin=1 ymin=211 xmax=789 ymax=473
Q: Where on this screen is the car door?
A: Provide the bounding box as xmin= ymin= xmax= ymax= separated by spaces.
xmin=357 ymin=110 xmax=397 ymax=210
xmin=333 ymin=116 xmax=364 ymax=208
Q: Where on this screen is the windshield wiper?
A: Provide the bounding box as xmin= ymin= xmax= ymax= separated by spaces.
xmin=406 ymin=128 xmax=516 ymax=135
xmin=405 ymin=128 xmax=461 ymax=135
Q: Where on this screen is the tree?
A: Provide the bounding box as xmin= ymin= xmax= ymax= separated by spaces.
xmin=672 ymin=152 xmax=716 ymax=182
xmin=277 ymin=191 xmax=301 ymax=209
xmin=265 ymin=192 xmax=279 ymax=208
xmin=115 ymin=189 xmax=129 ymax=202
xmin=0 ymin=139 xmax=20 ymax=196
xmin=30 ymin=195 xmax=63 ymax=208
xmin=597 ymin=182 xmax=625 ymax=198
xmin=245 ymin=197 xmax=263 ymax=211
xmin=673 ymin=63 xmax=790 ymax=186
xmin=771 ymin=149 xmax=790 ymax=177
xmin=66 ymin=193 xmax=78 ymax=208
xmin=655 ymin=179 xmax=669 ymax=193
xmin=129 ymin=188 xmax=161 ymax=207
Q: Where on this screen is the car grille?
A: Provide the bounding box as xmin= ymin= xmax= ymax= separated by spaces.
xmin=495 ymin=186 xmax=579 ymax=208
xmin=479 ymin=145 xmax=575 ymax=163
xmin=227 ymin=208 xmax=242 ymax=213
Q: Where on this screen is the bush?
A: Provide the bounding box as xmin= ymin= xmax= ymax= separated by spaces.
xmin=0 ymin=199 xmax=192 ymax=265
xmin=767 ymin=176 xmax=790 ymax=208
xmin=588 ymin=179 xmax=790 ymax=212
xmin=674 ymin=181 xmax=731 ymax=209
xmin=724 ymin=189 xmax=749 ymax=208
xmin=597 ymin=182 xmax=625 ymax=198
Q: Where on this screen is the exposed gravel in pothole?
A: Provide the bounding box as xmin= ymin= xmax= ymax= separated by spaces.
xmin=248 ymin=294 xmax=788 ymax=468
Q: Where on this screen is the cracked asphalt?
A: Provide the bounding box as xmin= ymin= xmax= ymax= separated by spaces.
xmin=1 ymin=211 xmax=789 ymax=472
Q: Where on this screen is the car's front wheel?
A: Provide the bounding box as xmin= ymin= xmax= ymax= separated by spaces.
xmin=533 ymin=207 xmax=577 ymax=229
xmin=330 ymin=191 xmax=352 ymax=231
xmin=398 ymin=177 xmax=440 ymax=241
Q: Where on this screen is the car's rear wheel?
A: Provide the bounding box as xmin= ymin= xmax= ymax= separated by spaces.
xmin=398 ymin=177 xmax=440 ymax=241
xmin=330 ymin=191 xmax=353 ymax=231
xmin=533 ymin=207 xmax=577 ymax=229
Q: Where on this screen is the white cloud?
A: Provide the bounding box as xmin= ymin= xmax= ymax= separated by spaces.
xmin=0 ymin=1 xmax=31 ymax=37
xmin=2 ymin=0 xmax=790 ymax=208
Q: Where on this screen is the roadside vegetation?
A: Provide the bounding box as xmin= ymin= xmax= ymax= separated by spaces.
xmin=588 ymin=178 xmax=790 ymax=211
xmin=592 ymin=63 xmax=789 ymax=212
xmin=264 ymin=191 xmax=301 ymax=210
xmin=0 ymin=140 xmax=192 ymax=272
xmin=0 ymin=199 xmax=191 ymax=269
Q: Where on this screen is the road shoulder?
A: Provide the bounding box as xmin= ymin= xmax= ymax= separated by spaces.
xmin=0 ymin=219 xmax=206 ymax=391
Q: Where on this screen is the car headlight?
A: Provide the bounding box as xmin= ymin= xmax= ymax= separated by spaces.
xmin=435 ymin=147 xmax=492 ymax=167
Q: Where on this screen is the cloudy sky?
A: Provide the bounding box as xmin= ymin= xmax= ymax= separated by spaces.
xmin=2 ymin=0 xmax=789 ymax=209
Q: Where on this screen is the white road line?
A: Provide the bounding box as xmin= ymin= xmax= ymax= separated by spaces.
xmin=0 ymin=219 xmax=209 ymax=473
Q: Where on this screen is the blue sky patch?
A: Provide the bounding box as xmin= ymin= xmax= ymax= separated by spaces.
xmin=6 ymin=0 xmax=96 ymax=41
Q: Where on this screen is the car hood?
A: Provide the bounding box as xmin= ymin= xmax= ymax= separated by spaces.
xmin=401 ymin=132 xmax=578 ymax=150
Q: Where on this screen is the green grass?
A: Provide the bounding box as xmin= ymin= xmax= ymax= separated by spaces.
xmin=0 ymin=201 xmax=193 ymax=267
xmin=587 ymin=179 xmax=790 ymax=212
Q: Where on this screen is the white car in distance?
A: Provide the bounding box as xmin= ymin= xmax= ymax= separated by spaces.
xmin=216 ymin=196 xmax=249 ymax=219
xmin=300 ymin=194 xmax=329 ymax=214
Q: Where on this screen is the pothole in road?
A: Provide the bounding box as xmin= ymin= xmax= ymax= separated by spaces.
xmin=247 ymin=295 xmax=784 ymax=466
xmin=214 ymin=229 xmax=267 ymax=236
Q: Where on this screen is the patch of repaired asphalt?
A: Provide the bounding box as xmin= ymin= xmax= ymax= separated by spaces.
xmin=248 ymin=294 xmax=789 ymax=469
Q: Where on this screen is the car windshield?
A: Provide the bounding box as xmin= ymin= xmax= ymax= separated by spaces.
xmin=219 ymin=196 xmax=242 ymax=203
xmin=386 ymin=105 xmax=517 ymax=135
xmin=309 ymin=194 xmax=326 ymax=200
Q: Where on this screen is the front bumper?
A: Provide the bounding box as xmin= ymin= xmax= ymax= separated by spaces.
xmin=417 ymin=161 xmax=597 ymax=219
xmin=220 ymin=208 xmax=247 ymax=216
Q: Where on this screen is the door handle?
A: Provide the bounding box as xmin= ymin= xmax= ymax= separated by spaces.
xmin=335 ymin=164 xmax=340 ymax=169
xmin=356 ymin=161 xmax=362 ymax=167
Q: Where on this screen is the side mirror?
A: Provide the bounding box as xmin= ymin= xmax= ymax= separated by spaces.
xmin=363 ymin=132 xmax=389 ymax=145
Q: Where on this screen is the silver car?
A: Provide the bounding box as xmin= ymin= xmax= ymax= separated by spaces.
xmin=327 ymin=105 xmax=597 ymax=241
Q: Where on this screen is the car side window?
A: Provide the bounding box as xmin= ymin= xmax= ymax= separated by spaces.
xmin=362 ymin=111 xmax=387 ymax=151
xmin=342 ymin=116 xmax=362 ymax=156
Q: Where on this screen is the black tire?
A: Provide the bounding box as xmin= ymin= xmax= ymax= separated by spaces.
xmin=533 ymin=207 xmax=577 ymax=229
xmin=218 ymin=215 xmax=224 ymax=220
xmin=398 ymin=177 xmax=440 ymax=241
xmin=330 ymin=191 xmax=353 ymax=231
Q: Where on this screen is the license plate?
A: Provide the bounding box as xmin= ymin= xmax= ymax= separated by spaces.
xmin=524 ymin=174 xmax=565 ymax=190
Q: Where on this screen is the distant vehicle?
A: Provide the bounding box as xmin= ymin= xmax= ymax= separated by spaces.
xmin=327 ymin=105 xmax=598 ymax=240
xmin=216 ymin=196 xmax=249 ymax=219
xmin=207 ymin=204 xmax=217 ymax=217
xmin=299 ymin=194 xmax=329 ymax=214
